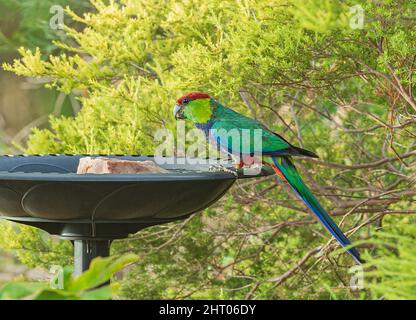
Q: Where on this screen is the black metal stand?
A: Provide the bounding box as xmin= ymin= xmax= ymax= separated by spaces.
xmin=73 ymin=239 xmax=111 ymax=275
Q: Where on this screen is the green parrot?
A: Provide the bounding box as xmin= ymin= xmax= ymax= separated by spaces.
xmin=173 ymin=92 xmax=362 ymax=264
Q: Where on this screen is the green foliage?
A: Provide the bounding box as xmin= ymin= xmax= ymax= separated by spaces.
xmin=0 ymin=221 xmax=72 ymax=268
xmin=0 ymin=0 xmax=90 ymax=55
xmin=1 ymin=0 xmax=415 ymax=299
xmin=364 ymin=219 xmax=416 ymax=300
xmin=0 ymin=254 xmax=137 ymax=300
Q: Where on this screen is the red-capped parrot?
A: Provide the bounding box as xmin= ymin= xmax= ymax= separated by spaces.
xmin=173 ymin=92 xmax=362 ymax=264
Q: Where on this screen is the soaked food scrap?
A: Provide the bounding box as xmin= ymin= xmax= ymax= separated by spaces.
xmin=77 ymin=157 xmax=168 ymax=174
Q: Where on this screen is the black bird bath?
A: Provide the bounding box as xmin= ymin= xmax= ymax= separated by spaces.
xmin=0 ymin=155 xmax=271 ymax=275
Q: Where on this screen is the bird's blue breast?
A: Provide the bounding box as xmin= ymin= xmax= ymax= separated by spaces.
xmin=194 ymin=120 xmax=214 ymax=138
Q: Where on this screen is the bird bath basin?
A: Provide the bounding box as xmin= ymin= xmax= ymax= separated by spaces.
xmin=0 ymin=155 xmax=272 ymax=274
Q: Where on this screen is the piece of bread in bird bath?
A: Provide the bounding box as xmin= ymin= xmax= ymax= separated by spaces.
xmin=77 ymin=157 xmax=168 ymax=174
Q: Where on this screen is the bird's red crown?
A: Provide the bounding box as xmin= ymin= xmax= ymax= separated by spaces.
xmin=177 ymin=92 xmax=210 ymax=105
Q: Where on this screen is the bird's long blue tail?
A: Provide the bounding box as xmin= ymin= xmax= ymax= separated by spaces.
xmin=269 ymin=156 xmax=362 ymax=264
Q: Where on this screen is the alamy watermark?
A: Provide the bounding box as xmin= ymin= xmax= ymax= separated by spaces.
xmin=348 ymin=265 xmax=364 ymax=290
xmin=49 ymin=265 xmax=64 ymax=289
xmin=49 ymin=5 xmax=65 ymax=30
xmin=349 ymin=5 xmax=365 ymax=30
xmin=154 ymin=121 xmax=263 ymax=176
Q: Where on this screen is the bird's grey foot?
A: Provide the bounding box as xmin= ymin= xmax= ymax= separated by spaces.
xmin=208 ymin=164 xmax=238 ymax=177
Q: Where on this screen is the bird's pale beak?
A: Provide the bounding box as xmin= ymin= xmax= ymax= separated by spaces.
xmin=173 ymin=104 xmax=184 ymax=119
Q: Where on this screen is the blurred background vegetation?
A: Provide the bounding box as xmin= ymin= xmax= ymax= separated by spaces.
xmin=0 ymin=0 xmax=91 ymax=285
xmin=0 ymin=0 xmax=415 ymax=299
xmin=0 ymin=0 xmax=90 ymax=154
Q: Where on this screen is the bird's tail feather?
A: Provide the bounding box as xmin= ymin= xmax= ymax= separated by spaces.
xmin=268 ymin=156 xmax=362 ymax=264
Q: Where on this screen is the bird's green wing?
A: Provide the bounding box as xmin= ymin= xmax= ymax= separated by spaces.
xmin=210 ymin=105 xmax=291 ymax=155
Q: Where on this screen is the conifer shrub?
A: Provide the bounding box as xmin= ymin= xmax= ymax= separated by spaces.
xmin=2 ymin=0 xmax=415 ymax=299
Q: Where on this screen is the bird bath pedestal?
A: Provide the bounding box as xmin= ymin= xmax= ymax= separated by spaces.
xmin=0 ymin=155 xmax=271 ymax=275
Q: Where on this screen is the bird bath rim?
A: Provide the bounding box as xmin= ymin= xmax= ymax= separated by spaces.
xmin=0 ymin=171 xmax=237 ymax=182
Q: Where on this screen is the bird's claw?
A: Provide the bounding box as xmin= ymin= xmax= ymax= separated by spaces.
xmin=208 ymin=164 xmax=239 ymax=177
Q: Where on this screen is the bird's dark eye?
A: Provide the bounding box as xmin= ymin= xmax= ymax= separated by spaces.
xmin=182 ymin=98 xmax=190 ymax=104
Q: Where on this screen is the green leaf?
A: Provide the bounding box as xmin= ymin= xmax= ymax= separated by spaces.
xmin=68 ymin=254 xmax=138 ymax=292
xmin=0 ymin=282 xmax=48 ymax=300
